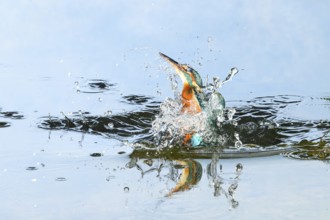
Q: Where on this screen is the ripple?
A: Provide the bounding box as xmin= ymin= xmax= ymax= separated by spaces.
xmin=122 ymin=95 xmax=157 ymax=105
xmin=37 ymin=95 xmax=160 ymax=140
xmin=26 ymin=166 xmax=38 ymax=171
xmin=285 ymin=149 xmax=330 ymax=160
xmin=0 ymin=111 xmax=24 ymax=119
xmin=90 ymin=153 xmax=103 ymax=157
xmin=55 ymin=177 xmax=67 ymax=181
xmin=0 ymin=121 xmax=10 ymax=128
xmin=283 ymin=139 xmax=330 ymax=160
xmin=77 ymin=79 xmax=116 ymax=94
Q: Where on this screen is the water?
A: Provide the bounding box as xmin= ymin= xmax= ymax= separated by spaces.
xmin=3 ymin=75 xmax=329 ymax=219
xmin=35 ymin=91 xmax=330 ymax=160
xmin=1 ymin=1 xmax=330 ymax=219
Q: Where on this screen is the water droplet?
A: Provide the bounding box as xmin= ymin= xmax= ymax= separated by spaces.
xmin=106 ymin=175 xmax=115 ymax=181
xmin=125 ymin=159 xmax=137 ymax=169
xmin=234 ymin=133 xmax=243 ymax=148
xmin=228 ymin=183 xmax=238 ymax=195
xmin=231 ymin=67 xmax=239 ymax=75
xmin=104 ymin=110 xmax=112 ymax=116
xmin=74 ymin=81 xmax=79 ymax=86
xmin=236 ymin=163 xmax=243 ymax=173
xmin=213 ymin=77 xmax=221 ymax=89
xmin=124 ymin=186 xmax=129 ymax=192
xmin=105 ymin=123 xmax=114 ymax=129
xmin=235 ymin=140 xmax=243 ymax=148
xmin=227 ymin=108 xmax=236 ymax=120
xmin=98 ymin=97 xmax=103 ymax=102
xmin=217 ymin=115 xmax=225 ymax=123
xmin=143 ymin=159 xmax=153 ymax=166
xmin=231 ymin=200 xmax=239 ymax=208
xmin=222 ymin=67 xmax=239 ymax=85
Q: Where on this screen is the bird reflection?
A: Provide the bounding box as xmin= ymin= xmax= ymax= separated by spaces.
xmin=126 ymin=156 xmax=242 ymax=208
xmin=166 ymin=159 xmax=202 ymax=197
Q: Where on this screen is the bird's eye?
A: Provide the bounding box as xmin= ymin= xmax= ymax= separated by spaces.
xmin=183 ymin=65 xmax=191 ymax=72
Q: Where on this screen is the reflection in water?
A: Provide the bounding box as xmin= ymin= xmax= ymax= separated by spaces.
xmin=207 ymin=155 xmax=242 ymax=208
xmin=283 ymin=138 xmax=330 ymax=160
xmin=125 ymin=156 xmax=242 ymax=208
xmin=166 ymin=159 xmax=202 ymax=197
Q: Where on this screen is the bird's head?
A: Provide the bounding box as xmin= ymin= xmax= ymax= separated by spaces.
xmin=159 ymin=52 xmax=203 ymax=93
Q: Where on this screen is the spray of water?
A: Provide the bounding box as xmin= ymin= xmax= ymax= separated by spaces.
xmin=151 ymin=65 xmax=239 ymax=149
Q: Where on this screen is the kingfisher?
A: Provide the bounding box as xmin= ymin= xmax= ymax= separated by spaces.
xmin=159 ymin=52 xmax=207 ymax=114
xmin=159 ymin=52 xmax=226 ymax=146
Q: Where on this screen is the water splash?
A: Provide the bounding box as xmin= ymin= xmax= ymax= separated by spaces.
xmin=151 ymin=98 xmax=209 ymax=148
xmin=151 ymin=64 xmax=239 ymax=149
xmin=150 ymin=57 xmax=330 ymax=159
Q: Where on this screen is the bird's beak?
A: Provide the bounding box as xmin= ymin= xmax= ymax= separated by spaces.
xmin=159 ymin=52 xmax=189 ymax=86
xmin=159 ymin=52 xmax=203 ymax=93
xmin=159 ymin=52 xmax=188 ymax=84
xmin=159 ymin=52 xmax=183 ymax=72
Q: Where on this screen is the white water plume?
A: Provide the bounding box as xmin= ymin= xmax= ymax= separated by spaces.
xmin=151 ymin=63 xmax=241 ymax=148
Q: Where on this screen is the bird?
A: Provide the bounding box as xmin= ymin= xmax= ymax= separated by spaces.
xmin=159 ymin=52 xmax=206 ymax=114
xmin=159 ymin=52 xmax=226 ymax=146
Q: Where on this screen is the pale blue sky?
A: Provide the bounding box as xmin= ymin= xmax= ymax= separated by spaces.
xmin=1 ymin=0 xmax=329 ymax=101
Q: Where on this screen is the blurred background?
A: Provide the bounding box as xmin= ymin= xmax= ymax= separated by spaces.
xmin=1 ymin=0 xmax=330 ymax=108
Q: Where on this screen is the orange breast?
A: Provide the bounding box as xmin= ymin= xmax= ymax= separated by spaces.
xmin=181 ymin=83 xmax=202 ymax=114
